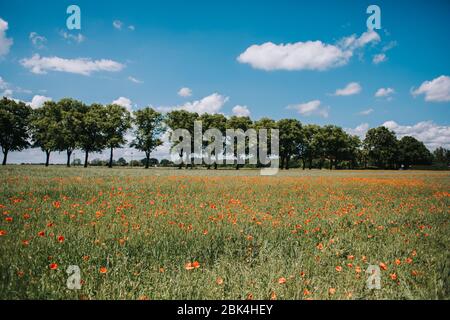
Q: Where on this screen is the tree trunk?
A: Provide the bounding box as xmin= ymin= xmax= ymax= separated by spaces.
xmin=145 ymin=153 xmax=150 ymax=169
xmin=84 ymin=151 xmax=89 ymax=168
xmin=2 ymin=149 xmax=8 ymax=165
xmin=45 ymin=150 xmax=50 ymax=167
xmin=280 ymin=156 xmax=285 ymax=170
xmin=308 ymin=157 xmax=313 ymax=170
xmin=66 ymin=150 xmax=72 ymax=167
xmin=109 ymin=147 xmax=114 ymax=168
xmin=285 ymin=155 xmax=290 ymax=170
xmin=302 ymin=158 xmax=306 ymax=170
xmin=214 ymin=162 xmax=218 ymax=170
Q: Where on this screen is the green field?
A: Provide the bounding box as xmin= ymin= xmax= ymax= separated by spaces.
xmin=0 ymin=166 xmax=449 ymax=299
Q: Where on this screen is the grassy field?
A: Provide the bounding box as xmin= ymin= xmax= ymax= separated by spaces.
xmin=0 ymin=166 xmax=449 ymax=300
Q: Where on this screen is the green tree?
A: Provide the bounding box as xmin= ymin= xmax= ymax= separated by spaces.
xmin=102 ymin=104 xmax=132 ymax=168
xmin=0 ymin=97 xmax=32 ymax=165
xmin=199 ymin=113 xmax=227 ymax=169
xmin=29 ymin=101 xmax=60 ymax=166
xmin=433 ymin=147 xmax=450 ymax=166
xmin=166 ymin=110 xmax=198 ymax=168
xmin=397 ymin=136 xmax=432 ymax=168
xmin=79 ymin=103 xmax=106 ymax=168
xmin=301 ymin=124 xmax=320 ymax=169
xmin=57 ymin=98 xmax=85 ymax=167
xmin=364 ymin=126 xmax=398 ymax=169
xmin=226 ymin=116 xmax=254 ymax=169
xmin=322 ymin=125 xmax=353 ymax=170
xmin=277 ymin=119 xmax=303 ymax=169
xmin=130 ymin=107 xmax=165 ymax=169
xmin=254 ymin=117 xmax=277 ymax=168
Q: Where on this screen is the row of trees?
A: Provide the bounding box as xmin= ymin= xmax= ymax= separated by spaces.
xmin=1 ymin=96 xmax=447 ymax=169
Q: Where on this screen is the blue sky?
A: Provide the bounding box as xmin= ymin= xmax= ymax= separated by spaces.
xmin=0 ymin=0 xmax=449 ymax=162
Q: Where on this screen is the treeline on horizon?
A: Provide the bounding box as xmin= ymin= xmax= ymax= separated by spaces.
xmin=1 ymin=96 xmax=449 ymax=170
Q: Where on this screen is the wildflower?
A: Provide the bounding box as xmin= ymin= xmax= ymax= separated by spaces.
xmin=37 ymin=231 xmax=45 ymax=237
xmin=335 ymin=266 xmax=343 ymax=272
xmin=216 ymin=277 xmax=224 ymax=285
xmin=270 ymin=291 xmax=277 ymax=300
xmin=49 ymin=263 xmax=58 ymax=270
xmin=57 ymin=235 xmax=65 ymax=243
xmin=395 ymin=259 xmax=401 ymax=266
xmin=185 ymin=261 xmax=200 ymax=270
xmin=246 ymin=293 xmax=253 ymax=300
xmin=316 ymin=243 xmax=324 ymax=250
xmin=22 ymin=240 xmax=29 ymax=246
xmin=355 ymin=266 xmax=362 ymax=273
xmin=99 ymin=266 xmax=108 ymax=274
xmin=329 ymin=288 xmax=336 ymax=295
xmin=405 ymin=257 xmax=413 ymax=264
xmin=303 ymin=289 xmax=311 ymax=296
xmin=278 ymin=277 xmax=287 ymax=284
xmin=379 ymin=262 xmax=387 ymax=271
xmin=390 ymin=273 xmax=397 ymax=280
xmin=5 ymin=217 xmax=12 ymax=222
xmin=0 ymin=230 xmax=6 ymax=236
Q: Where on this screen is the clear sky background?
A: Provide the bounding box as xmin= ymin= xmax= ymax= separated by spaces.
xmin=0 ymin=0 xmax=449 ymax=163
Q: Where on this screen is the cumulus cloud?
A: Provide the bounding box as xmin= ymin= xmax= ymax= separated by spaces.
xmin=339 ymin=30 xmax=381 ymax=50
xmin=411 ymin=75 xmax=450 ymax=102
xmin=29 ymin=32 xmax=47 ymax=49
xmin=232 ymin=105 xmax=251 ymax=117
xmin=128 ymin=76 xmax=143 ymax=84
xmin=157 ymin=93 xmax=228 ymax=115
xmin=112 ymin=97 xmax=133 ymax=112
xmin=359 ymin=108 xmax=374 ymax=115
xmin=60 ymin=31 xmax=85 ymax=44
xmin=287 ymin=100 xmax=329 ymax=118
xmin=178 ymin=87 xmax=192 ymax=97
xmin=128 ymin=25 xmax=135 ymax=31
xmin=344 ymin=123 xmax=369 ymax=138
xmin=20 ymin=54 xmax=124 ymax=76
xmin=0 ymin=18 xmax=13 ymax=56
xmin=375 ymin=87 xmax=395 ymax=98
xmin=334 ymin=82 xmax=361 ymax=96
xmin=113 ymin=20 xmax=123 ymax=30
xmin=28 ymin=95 xmax=52 ymax=109
xmin=372 ymin=53 xmax=386 ymax=64
xmin=383 ymin=120 xmax=450 ymax=149
xmin=238 ymin=30 xmax=380 ymax=71
xmin=238 ymin=41 xmax=352 ymax=71
xmin=0 ymin=76 xmax=7 ymax=89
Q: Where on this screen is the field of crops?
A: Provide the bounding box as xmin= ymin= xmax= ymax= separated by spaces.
xmin=0 ymin=166 xmax=448 ymax=300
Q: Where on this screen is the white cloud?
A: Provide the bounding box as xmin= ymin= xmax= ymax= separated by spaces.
xmin=28 ymin=95 xmax=52 ymax=109
xmin=113 ymin=20 xmax=123 ymax=30
xmin=0 ymin=18 xmax=13 ymax=56
xmin=157 ymin=93 xmax=228 ymax=115
xmin=375 ymin=87 xmax=395 ymax=98
xmin=60 ymin=31 xmax=85 ymax=44
xmin=237 ymin=30 xmax=380 ymax=72
xmin=411 ymin=75 xmax=450 ymax=102
xmin=287 ymin=100 xmax=329 ymax=118
xmin=359 ymin=108 xmax=374 ymax=115
xmin=383 ymin=120 xmax=450 ymax=149
xmin=112 ymin=97 xmax=133 ymax=112
xmin=338 ymin=30 xmax=381 ymax=50
xmin=334 ymin=82 xmax=361 ymax=96
xmin=372 ymin=53 xmax=386 ymax=64
xmin=238 ymin=41 xmax=352 ymax=71
xmin=0 ymin=76 xmax=7 ymax=89
xmin=178 ymin=87 xmax=192 ymax=97
xmin=128 ymin=76 xmax=143 ymax=84
xmin=29 ymin=32 xmax=47 ymax=49
xmin=2 ymin=89 xmax=12 ymax=97
xmin=344 ymin=123 xmax=369 ymax=138
xmin=21 ymin=54 xmax=124 ymax=76
xmin=128 ymin=25 xmax=135 ymax=31
xmin=232 ymin=105 xmax=251 ymax=117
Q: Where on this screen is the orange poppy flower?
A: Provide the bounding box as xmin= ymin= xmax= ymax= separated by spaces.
xmin=57 ymin=235 xmax=65 ymax=243
xmin=246 ymin=293 xmax=253 ymax=300
xmin=185 ymin=261 xmax=200 ymax=270
xmin=405 ymin=257 xmax=413 ymax=264
xmin=316 ymin=243 xmax=324 ymax=250
xmin=0 ymin=230 xmax=6 ymax=236
xmin=5 ymin=217 xmax=12 ymax=222
xmin=278 ymin=277 xmax=287 ymax=284
xmin=335 ymin=266 xmax=343 ymax=272
xmin=395 ymin=259 xmax=401 ymax=266
xmin=99 ymin=266 xmax=108 ymax=274
xmin=270 ymin=291 xmax=277 ymax=300
xmin=390 ymin=273 xmax=397 ymax=280
xmin=379 ymin=262 xmax=387 ymax=271
xmin=329 ymin=288 xmax=336 ymax=295
xmin=49 ymin=263 xmax=58 ymax=270
xmin=216 ymin=277 xmax=224 ymax=285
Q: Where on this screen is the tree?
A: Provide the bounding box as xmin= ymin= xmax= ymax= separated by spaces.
xmin=166 ymin=110 xmax=198 ymax=168
xmin=0 ymin=97 xmax=32 ymax=165
xmin=29 ymin=101 xmax=60 ymax=166
xmin=301 ymin=124 xmax=320 ymax=169
xmin=433 ymin=147 xmax=450 ymax=166
xmin=199 ymin=113 xmax=227 ymax=169
xmin=57 ymin=98 xmax=85 ymax=167
xmin=277 ymin=119 xmax=303 ymax=169
xmin=79 ymin=103 xmax=106 ymax=168
xmin=226 ymin=116 xmax=254 ymax=169
xmin=364 ymin=126 xmax=398 ymax=169
xmin=254 ymin=117 xmax=277 ymax=168
xmin=116 ymin=157 xmax=128 ymax=166
xmin=102 ymin=104 xmax=132 ymax=168
xmin=397 ymin=136 xmax=432 ymax=168
xmin=322 ymin=125 xmax=353 ymax=170
xmin=130 ymin=107 xmax=165 ymax=169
